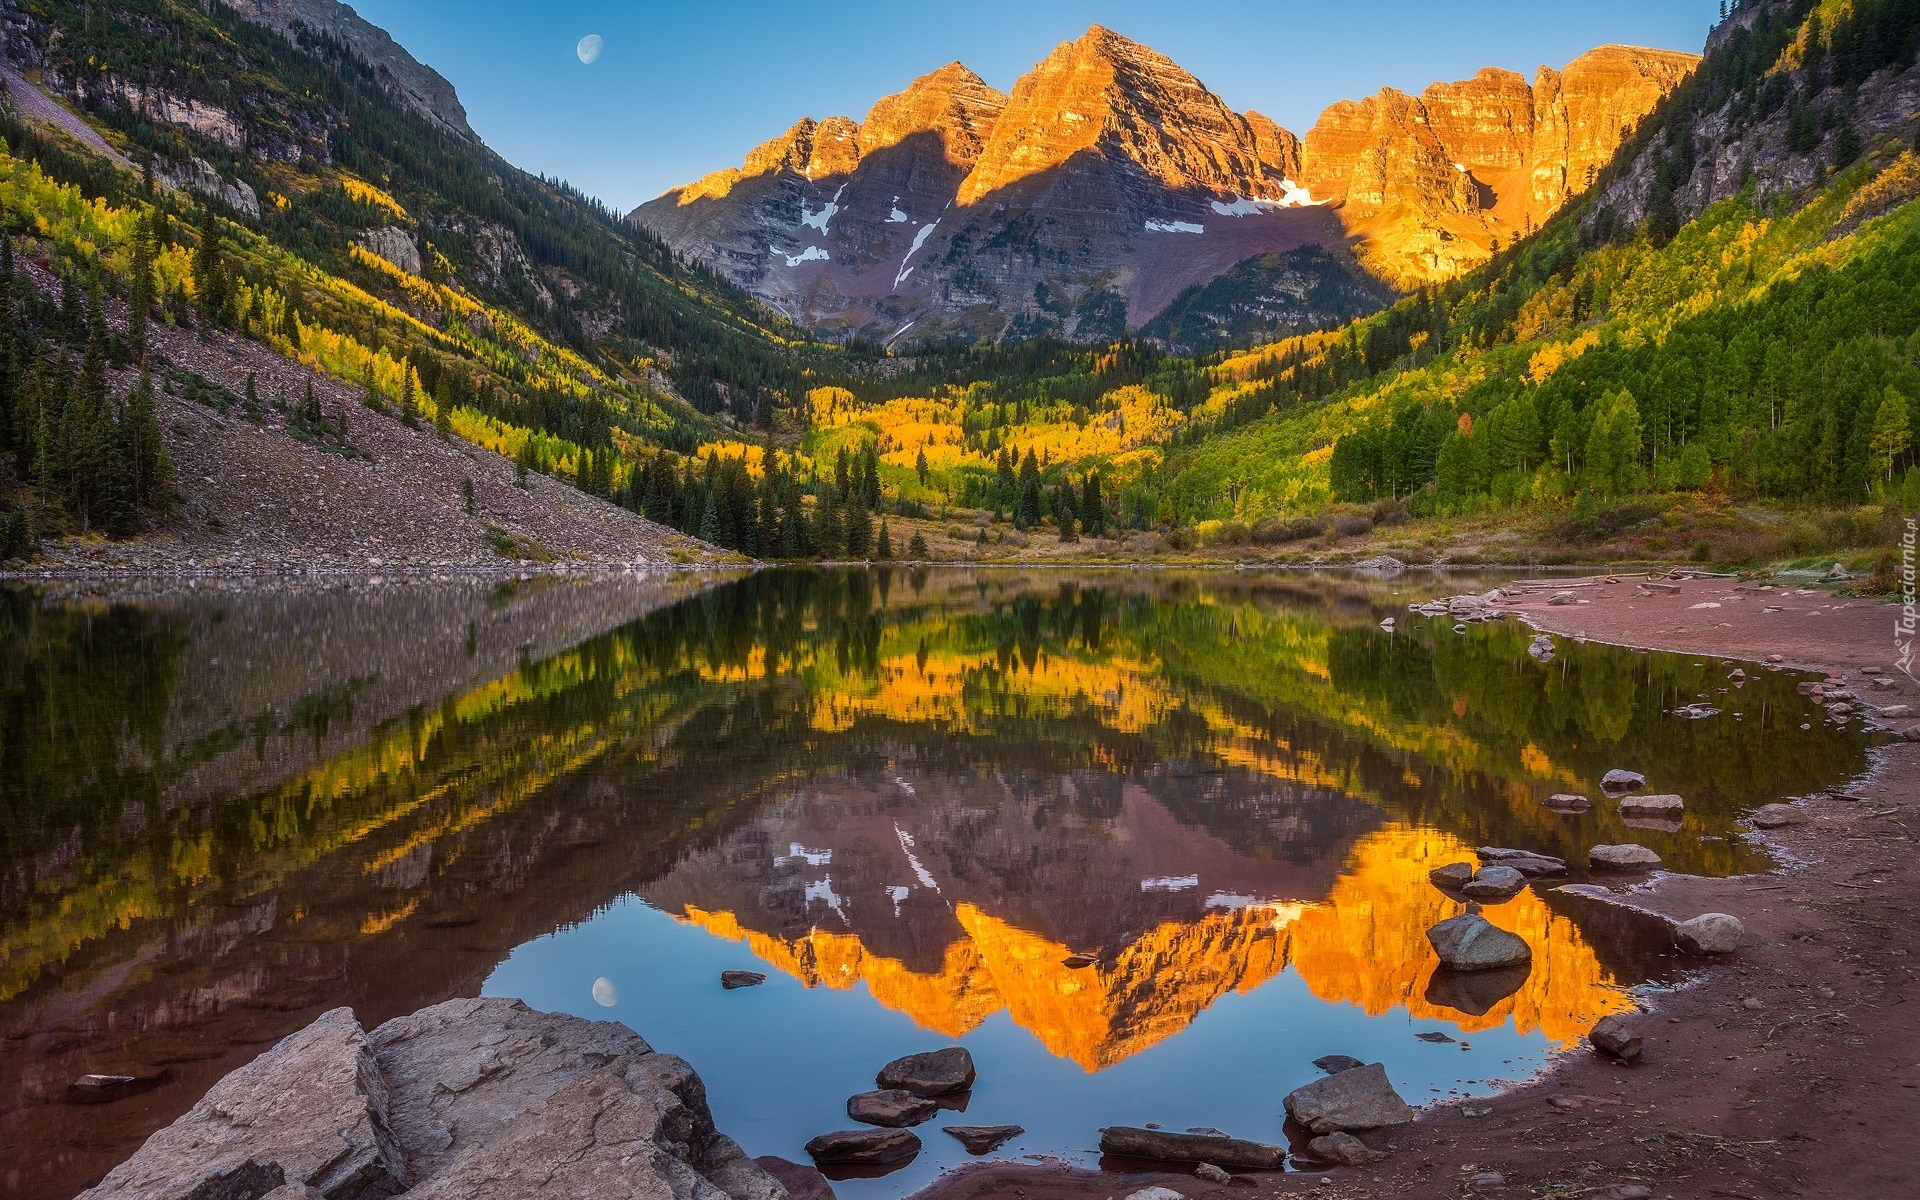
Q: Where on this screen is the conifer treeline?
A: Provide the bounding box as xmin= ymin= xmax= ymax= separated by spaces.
xmin=0 ymin=214 xmax=171 ymax=558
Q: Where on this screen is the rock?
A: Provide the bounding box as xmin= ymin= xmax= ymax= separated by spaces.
xmin=76 ymin=1007 xmax=405 ymax=1200
xmin=1123 ymin=1190 xmax=1187 ymax=1200
xmin=1750 ymin=803 xmax=1806 ymax=829
xmin=1426 ymin=913 xmax=1533 ymax=970
xmin=65 ymin=1071 xmax=168 ymax=1105
xmin=1589 ymin=843 xmax=1661 ymax=870
xmin=1312 ymin=1055 xmax=1366 ymax=1075
xmin=1477 ymin=847 xmax=1566 ymax=867
xmin=1305 ymin=1131 xmax=1386 ymax=1166
xmin=1768 ymin=654 xmax=1784 ymax=663
xmin=1672 ymin=913 xmax=1744 ymax=956
xmin=1906 ymin=727 xmax=1920 ymax=743
xmin=1878 ymin=704 xmax=1912 ymax=719
xmin=1500 ymin=855 xmax=1569 ymax=876
xmin=369 ymin=998 xmax=786 ymax=1200
xmin=1546 ymin=591 xmax=1577 ymax=606
xmin=1617 ymin=794 xmax=1684 ymax=818
xmin=1588 ymin=1014 xmax=1642 ymax=1062
xmin=1281 ymin=1062 xmax=1416 ymax=1134
xmin=1424 ymin=964 xmax=1529 ymax=1017
xmin=876 ymin=1048 xmax=975 ymax=1097
xmin=1428 ymin=861 xmax=1476 ymax=889
xmin=804 ymin=1128 xmax=922 ymax=1167
xmin=1545 ymin=793 xmax=1592 ymax=812
xmin=1097 ymin=1127 xmax=1287 ymax=1169
xmin=721 ymin=970 xmax=768 ymax=989
xmin=355 ymin=225 xmax=422 ymax=276
xmin=1600 ymin=769 xmax=1646 ymax=794
xmin=1194 ymin=1163 xmax=1233 ymax=1184
xmin=1742 ymin=996 xmax=1765 ymax=1010
xmin=1062 ymin=953 xmax=1099 ymax=969
xmin=943 ymin=1125 xmax=1024 ymax=1155
xmin=755 ymin=1157 xmax=836 ymax=1200
xmin=1461 ymin=864 xmax=1528 ymax=900
xmin=1470 ymin=1172 xmax=1506 ymax=1189
xmin=1414 ymin=1031 xmax=1457 ymax=1043
xmin=846 ymin=1089 xmax=938 ymax=1128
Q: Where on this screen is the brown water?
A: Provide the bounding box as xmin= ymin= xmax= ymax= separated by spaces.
xmin=0 ymin=568 xmax=1872 ymax=1199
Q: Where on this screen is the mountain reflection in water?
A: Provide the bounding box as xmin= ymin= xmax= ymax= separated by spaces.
xmin=0 ymin=568 xmax=1871 ymax=1200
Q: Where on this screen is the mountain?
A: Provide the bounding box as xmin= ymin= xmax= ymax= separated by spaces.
xmin=630 ymin=27 xmax=1697 ymax=347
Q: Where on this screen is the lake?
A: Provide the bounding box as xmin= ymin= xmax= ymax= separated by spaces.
xmin=0 ymin=568 xmax=1872 ymax=1200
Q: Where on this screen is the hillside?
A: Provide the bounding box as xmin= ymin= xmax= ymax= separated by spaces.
xmin=632 ymin=28 xmax=1696 ymax=347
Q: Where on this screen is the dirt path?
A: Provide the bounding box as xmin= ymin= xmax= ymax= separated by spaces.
xmin=907 ymin=579 xmax=1919 ymax=1200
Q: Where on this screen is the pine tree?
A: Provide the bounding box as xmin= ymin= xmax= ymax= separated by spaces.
xmin=123 ymin=367 xmax=170 ymax=517
xmin=192 ymin=208 xmax=227 ymax=331
xmin=697 ymin=482 xmax=720 ymax=544
xmin=1079 ymin=470 xmax=1106 ymax=537
xmin=845 ymin=499 xmax=874 ymax=559
xmin=907 ymin=531 xmax=929 ymax=560
xmin=244 ymin=372 xmax=262 ymax=421
xmin=462 ymin=478 xmax=476 ymax=514
xmin=877 ymin=520 xmax=893 ymax=560
xmin=915 ymin=446 xmax=928 ymax=485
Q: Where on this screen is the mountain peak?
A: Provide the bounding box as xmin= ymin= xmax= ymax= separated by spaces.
xmin=860 ymin=62 xmax=1008 ymax=161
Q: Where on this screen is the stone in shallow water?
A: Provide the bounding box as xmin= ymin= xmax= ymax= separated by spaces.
xmin=846 ymin=1089 xmax=937 ymax=1128
xmin=1461 ymin=864 xmax=1528 ymax=901
xmin=1590 ymin=843 xmax=1662 ymax=870
xmin=1601 ymin=769 xmax=1646 ymax=794
xmin=1426 ymin=963 xmax=1529 ymax=1017
xmin=1672 ymin=912 xmax=1744 ymax=956
xmin=721 ymin=970 xmax=767 ymax=989
xmin=1545 ymin=793 xmax=1592 ymax=812
xmin=1618 ymin=794 xmax=1684 ymax=817
xmin=1282 ymin=1062 xmax=1416 ymax=1134
xmin=1306 ymin=1131 xmax=1386 ymax=1165
xmin=1097 ymin=1127 xmax=1287 ymax=1169
xmin=1750 ymin=803 xmax=1805 ymax=829
xmin=1428 ymin=861 xmax=1475 ymax=890
xmin=876 ymin=1048 xmax=975 ymax=1096
xmin=1312 ymin=1054 xmax=1366 ymax=1075
xmin=1193 ymin=1163 xmax=1232 ymax=1184
xmin=804 ymin=1128 xmax=921 ymax=1166
xmin=1426 ymin=913 xmax=1532 ymax=971
xmin=943 ymin=1125 xmax=1023 ymax=1155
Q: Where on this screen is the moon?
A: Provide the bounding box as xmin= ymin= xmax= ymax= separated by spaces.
xmin=576 ymin=34 xmax=603 ymax=65
xmin=591 ymin=976 xmax=618 ymax=1007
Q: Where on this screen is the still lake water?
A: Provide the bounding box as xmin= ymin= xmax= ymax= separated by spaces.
xmin=0 ymin=568 xmax=1874 ymax=1199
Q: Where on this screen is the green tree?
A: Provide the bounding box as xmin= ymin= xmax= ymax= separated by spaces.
xmin=1868 ymin=387 xmax=1911 ymax=484
xmin=128 ymin=209 xmax=157 ymax=360
xmin=1080 ymin=470 xmax=1106 ymax=536
xmin=191 ymin=208 xmax=228 ymax=331
xmin=915 ymin=446 xmax=929 ymax=486
xmin=876 ymin=520 xmax=893 ymax=560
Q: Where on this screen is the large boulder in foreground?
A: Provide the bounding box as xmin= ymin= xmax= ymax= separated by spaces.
xmin=1672 ymin=912 xmax=1744 ymax=956
xmin=1282 ymin=1062 xmax=1416 ymax=1134
xmin=79 ymin=998 xmax=788 ymax=1200
xmin=1097 ymin=1127 xmax=1287 ymax=1169
xmin=875 ymin=1048 xmax=975 ymax=1096
xmin=1426 ymin=913 xmax=1533 ymax=971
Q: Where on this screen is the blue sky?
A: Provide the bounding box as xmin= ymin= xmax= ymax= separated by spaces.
xmin=345 ymin=0 xmax=1722 ymax=213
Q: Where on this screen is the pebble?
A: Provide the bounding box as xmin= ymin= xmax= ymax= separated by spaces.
xmin=1194 ymin=1163 xmax=1231 ymax=1184
xmin=1742 ymin=997 xmax=1765 ymax=1010
xmin=1470 ymin=1173 xmax=1505 ymax=1189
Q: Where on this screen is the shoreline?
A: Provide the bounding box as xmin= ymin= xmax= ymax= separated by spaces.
xmin=905 ymin=579 xmax=1918 ymax=1200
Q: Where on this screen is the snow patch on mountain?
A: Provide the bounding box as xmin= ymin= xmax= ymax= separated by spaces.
xmin=1145 ymin=219 xmax=1204 ymax=234
xmin=776 ymin=245 xmax=831 ymax=267
xmin=800 ymin=183 xmax=847 ymax=232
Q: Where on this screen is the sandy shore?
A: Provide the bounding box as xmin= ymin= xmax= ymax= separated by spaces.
xmin=907 ymin=578 xmax=1919 ymax=1200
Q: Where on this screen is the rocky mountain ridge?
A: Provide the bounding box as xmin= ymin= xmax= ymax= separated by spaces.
xmin=631 ymin=27 xmax=1698 ymax=345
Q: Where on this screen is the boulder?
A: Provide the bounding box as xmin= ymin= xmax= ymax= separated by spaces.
xmin=1193 ymin=1163 xmax=1232 ymax=1184
xmin=1600 ymin=770 xmax=1646 ymax=794
xmin=1749 ymin=804 xmax=1805 ymax=829
xmin=81 ymin=998 xmax=792 ymax=1200
xmin=1282 ymin=1062 xmax=1416 ymax=1134
xmin=1545 ymin=793 xmax=1592 ymax=813
xmin=1426 ymin=914 xmax=1532 ymax=971
xmin=754 ymin=1157 xmax=836 ymax=1200
xmin=804 ymin=1128 xmax=922 ymax=1167
xmin=1672 ymin=913 xmax=1744 ymax=956
xmin=846 ymin=1089 xmax=937 ymax=1128
xmin=1477 ymin=847 xmax=1567 ymax=869
xmin=1305 ymin=1132 xmax=1386 ymax=1166
xmin=1879 ymin=704 xmax=1913 ymax=719
xmin=721 ymin=970 xmax=768 ymax=990
xmin=65 ymin=1071 xmax=168 ymax=1105
xmin=1461 ymin=865 xmax=1528 ymax=901
xmin=76 ymin=1007 xmax=405 ymax=1200
xmin=1589 ymin=844 xmax=1662 ymax=870
xmin=1097 ymin=1127 xmax=1287 ymax=1169
xmin=1546 ymin=591 xmax=1577 ymax=606
xmin=1312 ymin=1055 xmax=1365 ymax=1075
xmin=942 ymin=1125 xmax=1024 ymax=1155
xmin=1617 ymin=794 xmax=1684 ymax=818
xmin=1123 ymin=1190 xmax=1187 ymax=1200
xmin=1428 ymin=862 xmax=1475 ymax=890
xmin=1500 ymin=856 xmax=1570 ymax=877
xmin=876 ymin=1048 xmax=975 ymax=1097
xmin=1588 ymin=1015 xmax=1643 ymax=1062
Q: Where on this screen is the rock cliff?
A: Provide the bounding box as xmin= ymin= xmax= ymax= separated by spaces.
xmin=631 ymin=29 xmax=1697 ymax=339
xmin=77 ymin=998 xmax=788 ymax=1200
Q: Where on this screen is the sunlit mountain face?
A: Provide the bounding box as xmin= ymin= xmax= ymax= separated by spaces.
xmin=0 ymin=570 xmax=1869 ymax=1200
